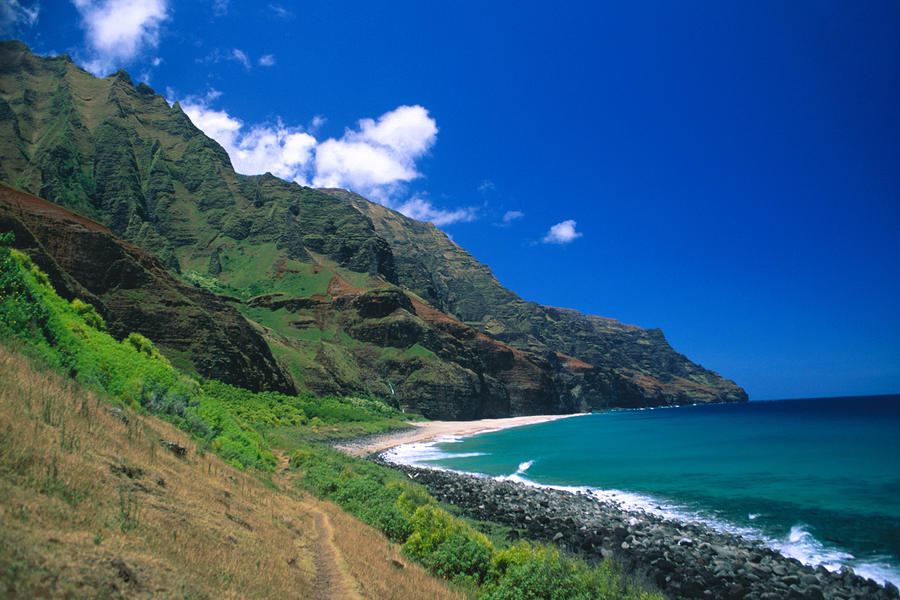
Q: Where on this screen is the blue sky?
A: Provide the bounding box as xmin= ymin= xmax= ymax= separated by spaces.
xmin=3 ymin=1 xmax=899 ymax=400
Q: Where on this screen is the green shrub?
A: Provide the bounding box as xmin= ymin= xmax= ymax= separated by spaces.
xmin=289 ymin=447 xmax=315 ymax=468
xmin=124 ymin=332 xmax=167 ymax=362
xmin=70 ymin=298 xmax=105 ymax=330
xmin=402 ymin=504 xmax=494 ymax=585
xmin=396 ymin=480 xmax=435 ymax=517
xmin=0 ymin=242 xmax=51 ymax=343
xmin=484 ymin=541 xmax=658 ymax=600
xmin=199 ymin=379 xmax=408 ymax=441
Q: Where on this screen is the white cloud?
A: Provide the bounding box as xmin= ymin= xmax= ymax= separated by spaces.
xmin=212 ymin=0 xmax=228 ymax=16
xmin=314 ymin=139 xmax=417 ymax=190
xmin=356 ymin=105 xmax=437 ymax=157
xmin=258 ymin=54 xmax=275 ymax=67
xmin=181 ymin=103 xmax=241 ymax=146
xmin=396 ymin=197 xmax=477 ymax=227
xmin=268 ymin=3 xmax=293 ymax=19
xmin=180 ymin=97 xmax=475 ymax=226
xmin=231 ymin=48 xmax=250 ymax=69
xmin=0 ymin=1 xmax=40 ymax=34
xmin=478 ymin=179 xmax=496 ymax=194
xmin=72 ymin=0 xmax=169 ymax=76
xmin=542 ymin=219 xmax=582 ymax=244
xmin=312 ymin=105 xmax=437 ymax=198
xmin=181 ymin=100 xmax=315 ymax=183
xmin=502 ymin=210 xmax=524 ymax=223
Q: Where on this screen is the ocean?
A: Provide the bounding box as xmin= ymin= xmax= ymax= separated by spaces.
xmin=385 ymin=395 xmax=900 ymax=586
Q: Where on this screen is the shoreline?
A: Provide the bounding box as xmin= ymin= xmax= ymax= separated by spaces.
xmin=333 ymin=412 xmax=587 ymax=457
xmin=378 ymin=459 xmax=899 ymax=600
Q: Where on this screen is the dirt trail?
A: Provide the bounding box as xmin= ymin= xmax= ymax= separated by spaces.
xmin=272 ymin=451 xmax=362 ymax=600
xmin=311 ymin=510 xmax=363 ymax=600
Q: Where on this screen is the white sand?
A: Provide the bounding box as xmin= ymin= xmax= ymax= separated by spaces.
xmin=335 ymin=413 xmax=586 ymax=458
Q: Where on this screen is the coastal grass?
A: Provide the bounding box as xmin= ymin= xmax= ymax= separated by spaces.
xmin=0 ymin=342 xmax=314 ymax=598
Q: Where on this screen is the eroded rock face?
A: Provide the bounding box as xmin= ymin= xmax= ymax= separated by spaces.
xmin=287 ymin=287 xmax=570 ymax=419
xmin=0 ymin=183 xmax=295 ymax=394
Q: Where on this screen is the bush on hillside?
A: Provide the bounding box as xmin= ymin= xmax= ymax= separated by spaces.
xmin=402 ymin=504 xmax=494 ymax=585
xmin=71 ymin=298 xmax=105 ymax=330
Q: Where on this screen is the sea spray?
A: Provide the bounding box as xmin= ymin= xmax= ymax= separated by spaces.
xmin=498 ymin=459 xmax=535 ymax=484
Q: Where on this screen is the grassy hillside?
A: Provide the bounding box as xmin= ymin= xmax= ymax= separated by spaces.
xmin=0 ymin=343 xmax=465 ymax=600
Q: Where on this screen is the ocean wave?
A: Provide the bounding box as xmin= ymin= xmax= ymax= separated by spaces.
xmin=382 ymin=438 xmax=486 ymax=466
xmin=493 ymin=459 xmax=537 ymax=484
xmin=580 ymin=488 xmax=900 ymax=586
xmin=774 ymin=523 xmax=900 ymax=586
xmin=776 ymin=523 xmax=854 ymax=570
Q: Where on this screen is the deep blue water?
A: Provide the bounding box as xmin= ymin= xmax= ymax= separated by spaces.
xmin=386 ymin=395 xmax=900 ymax=585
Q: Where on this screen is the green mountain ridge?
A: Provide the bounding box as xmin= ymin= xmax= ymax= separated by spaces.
xmin=0 ymin=40 xmax=746 ymax=417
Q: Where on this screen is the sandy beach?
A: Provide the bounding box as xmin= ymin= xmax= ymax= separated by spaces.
xmin=335 ymin=413 xmax=585 ymax=457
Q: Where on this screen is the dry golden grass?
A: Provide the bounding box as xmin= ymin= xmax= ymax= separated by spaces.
xmin=0 ymin=344 xmax=467 ymax=599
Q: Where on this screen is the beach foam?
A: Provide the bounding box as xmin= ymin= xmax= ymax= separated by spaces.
xmin=773 ymin=523 xmax=900 ymax=586
xmin=383 ymin=435 xmax=486 ymax=466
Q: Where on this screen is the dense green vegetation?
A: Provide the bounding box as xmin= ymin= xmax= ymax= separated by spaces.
xmin=291 ymin=445 xmax=661 ymax=599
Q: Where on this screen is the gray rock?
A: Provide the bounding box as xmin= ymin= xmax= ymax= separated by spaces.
xmin=159 ymin=439 xmax=187 ymax=457
xmin=106 ymin=406 xmax=130 ymax=424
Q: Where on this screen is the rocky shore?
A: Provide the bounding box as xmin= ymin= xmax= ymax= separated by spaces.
xmin=379 ymin=459 xmax=899 ymax=600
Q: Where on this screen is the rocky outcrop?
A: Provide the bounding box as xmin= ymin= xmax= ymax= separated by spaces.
xmin=387 ymin=461 xmax=900 ymax=600
xmin=325 ymin=287 xmax=571 ymax=419
xmin=0 ymin=183 xmax=295 ymax=394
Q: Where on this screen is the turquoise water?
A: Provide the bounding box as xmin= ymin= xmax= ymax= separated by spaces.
xmin=386 ymin=396 xmax=900 ymax=585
